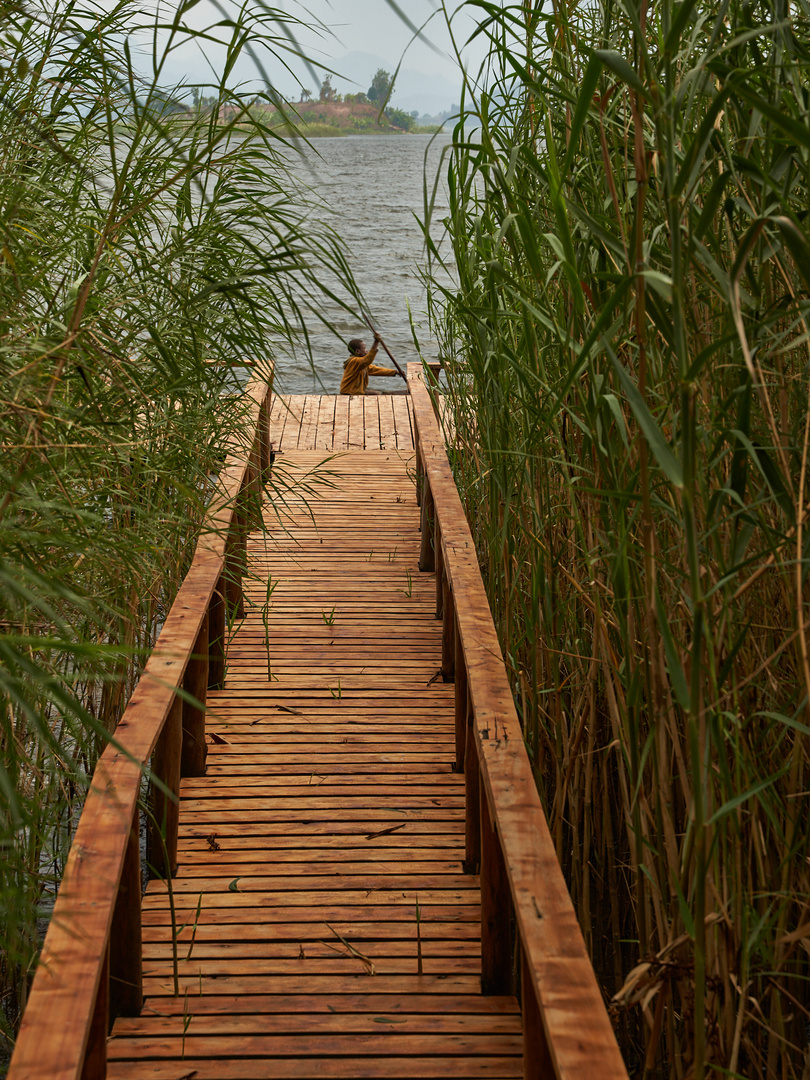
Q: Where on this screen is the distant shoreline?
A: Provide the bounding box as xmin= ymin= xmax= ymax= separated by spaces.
xmin=273 ymin=121 xmax=444 ymax=138
xmin=221 ymin=100 xmax=445 ymax=138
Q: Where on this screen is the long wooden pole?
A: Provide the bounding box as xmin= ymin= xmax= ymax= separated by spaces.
xmin=360 ymin=311 xmax=407 ymax=380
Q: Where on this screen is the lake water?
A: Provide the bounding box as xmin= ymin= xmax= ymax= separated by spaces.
xmin=273 ymin=133 xmax=454 ymax=394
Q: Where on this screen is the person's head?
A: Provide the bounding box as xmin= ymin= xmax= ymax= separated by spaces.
xmin=348 ymin=337 xmax=366 ymax=357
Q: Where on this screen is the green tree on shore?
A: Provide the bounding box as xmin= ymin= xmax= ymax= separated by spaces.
xmin=367 ymin=67 xmax=393 ymax=105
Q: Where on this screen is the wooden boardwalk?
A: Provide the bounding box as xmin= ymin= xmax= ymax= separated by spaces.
xmin=107 ymin=397 xmax=523 ymax=1078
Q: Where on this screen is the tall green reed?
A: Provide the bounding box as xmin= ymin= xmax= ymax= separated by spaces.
xmin=0 ymin=0 xmax=359 ymax=1054
xmin=427 ymin=0 xmax=810 ymax=1074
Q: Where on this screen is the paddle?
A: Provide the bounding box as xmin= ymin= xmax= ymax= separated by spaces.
xmin=361 ymin=313 xmax=407 ymax=381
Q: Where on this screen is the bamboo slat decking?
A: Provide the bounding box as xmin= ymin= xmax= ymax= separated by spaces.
xmin=9 ymin=380 xmax=628 ymax=1080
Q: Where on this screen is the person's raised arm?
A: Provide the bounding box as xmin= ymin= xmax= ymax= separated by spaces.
xmin=357 ymin=333 xmax=381 ymax=369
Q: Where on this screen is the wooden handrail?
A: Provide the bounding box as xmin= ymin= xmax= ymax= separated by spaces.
xmin=407 ymin=363 xmax=629 ymax=1080
xmin=8 ymin=378 xmax=273 ymax=1080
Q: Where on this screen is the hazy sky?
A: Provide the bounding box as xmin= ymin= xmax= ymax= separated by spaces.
xmin=145 ymin=1 xmax=486 ymax=107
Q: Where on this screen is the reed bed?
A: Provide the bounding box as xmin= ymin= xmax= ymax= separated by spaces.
xmin=0 ymin=0 xmax=357 ymax=1055
xmin=426 ymin=0 xmax=810 ymax=1075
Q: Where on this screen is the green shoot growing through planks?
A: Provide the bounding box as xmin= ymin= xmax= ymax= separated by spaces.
xmin=321 ymin=606 xmax=336 ymax=626
xmin=329 ymin=680 xmax=342 ymax=700
xmin=388 ymin=548 xmax=398 ymax=563
xmin=181 ymin=992 xmax=192 ymax=1060
xmin=401 ymin=570 xmax=413 ymax=598
xmin=185 ymin=894 xmax=204 ymax=962
xmin=262 ymin=578 xmax=279 ymax=682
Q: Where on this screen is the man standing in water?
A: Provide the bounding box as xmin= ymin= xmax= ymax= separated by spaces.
xmin=340 ymin=333 xmax=399 ymax=395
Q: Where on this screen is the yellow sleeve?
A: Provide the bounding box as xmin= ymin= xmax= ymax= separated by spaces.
xmin=357 ymin=343 xmax=379 ymax=369
xmin=368 ymin=364 xmax=397 ymax=377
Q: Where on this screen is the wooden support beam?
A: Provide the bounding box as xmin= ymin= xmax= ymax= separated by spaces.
xmin=224 ymin=510 xmax=245 ymax=621
xmin=441 ymin=574 xmax=455 ymax=682
xmin=109 ymin=808 xmax=142 ymax=1021
xmin=481 ymin=780 xmax=512 ymax=996
xmin=463 ymin=689 xmax=480 ymax=875
xmin=80 ymin=945 xmax=108 ymax=1080
xmin=248 ymin=435 xmax=263 ymax=529
xmin=259 ymin=393 xmax=272 ymax=483
xmin=415 ymin=430 xmax=423 ymax=507
xmin=208 ymin=577 xmax=226 ymax=691
xmin=522 ymin=949 xmax=554 ymax=1080
xmin=454 ymin=616 xmax=467 ymax=771
xmin=419 ymin=480 xmax=435 ymax=573
xmin=149 ymin=694 xmax=182 ymax=878
xmin=237 ymin=493 xmax=249 ymax=618
xmin=435 ymin=530 xmax=444 ymax=619
xmin=181 ymin=611 xmax=209 ymax=777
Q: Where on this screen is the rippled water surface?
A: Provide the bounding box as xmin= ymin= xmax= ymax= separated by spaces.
xmin=274 ymin=133 xmax=453 ymax=394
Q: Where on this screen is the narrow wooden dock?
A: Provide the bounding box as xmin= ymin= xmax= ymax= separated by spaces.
xmin=107 ymin=396 xmax=523 ymax=1078
xmin=10 ymin=378 xmax=628 ymax=1080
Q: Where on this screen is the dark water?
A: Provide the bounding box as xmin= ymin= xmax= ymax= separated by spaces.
xmin=274 ymin=133 xmax=453 ymax=394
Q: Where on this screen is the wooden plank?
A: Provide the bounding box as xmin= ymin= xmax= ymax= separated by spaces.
xmin=107 ymin=1057 xmax=523 ymax=1079
xmin=124 ymin=990 xmax=518 ymax=1015
xmin=141 ymin=904 xmax=479 ymax=927
xmin=144 ymin=872 xmax=478 ymax=894
xmin=182 ymin=612 xmax=209 ymax=776
xmin=113 ymin=1012 xmax=520 ymax=1035
xmin=267 ymin=393 xmax=290 ymax=450
xmin=297 ymin=396 xmax=320 ymax=450
xmin=141 ymin=920 xmax=478 ymax=942
xmin=109 ymin=809 xmax=142 ymax=1019
xmin=364 ymin=396 xmax=381 ymax=449
xmin=140 ymin=939 xmax=481 ymax=962
xmin=108 ymin=1033 xmax=523 ymax=1058
xmin=316 ymin=396 xmax=336 ymax=450
xmin=277 ymin=395 xmax=307 ymax=451
xmin=391 ymin=395 xmax=414 ymax=451
xmin=332 ymin=395 xmax=350 ymax=450
xmin=346 ymin=395 xmax=365 ymax=450
xmin=378 ymin=395 xmax=397 ymax=450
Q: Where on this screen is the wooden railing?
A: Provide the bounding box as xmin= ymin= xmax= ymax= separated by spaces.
xmin=407 ymin=363 xmax=629 ymax=1080
xmin=8 ymin=378 xmax=272 ymax=1080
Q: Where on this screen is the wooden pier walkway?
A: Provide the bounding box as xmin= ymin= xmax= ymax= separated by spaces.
xmin=9 ymin=377 xmax=628 ymax=1080
xmin=109 ymin=398 xmax=522 ymax=1078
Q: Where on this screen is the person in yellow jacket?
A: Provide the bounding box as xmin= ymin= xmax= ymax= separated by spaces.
xmin=339 ymin=333 xmax=399 ymax=395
